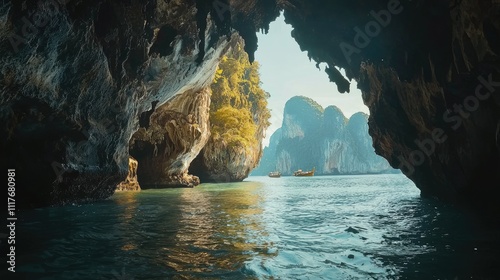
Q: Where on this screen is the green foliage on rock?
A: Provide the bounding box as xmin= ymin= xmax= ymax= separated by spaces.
xmin=210 ymin=41 xmax=271 ymax=152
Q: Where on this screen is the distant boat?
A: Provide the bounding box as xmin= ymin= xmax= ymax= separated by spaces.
xmin=293 ymin=167 xmax=315 ymax=177
xmin=268 ymin=171 xmax=281 ymax=178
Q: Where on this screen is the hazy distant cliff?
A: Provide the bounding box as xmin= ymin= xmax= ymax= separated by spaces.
xmin=253 ymin=96 xmax=392 ymax=175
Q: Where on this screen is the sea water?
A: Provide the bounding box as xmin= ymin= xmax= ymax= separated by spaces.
xmin=10 ymin=174 xmax=500 ymax=279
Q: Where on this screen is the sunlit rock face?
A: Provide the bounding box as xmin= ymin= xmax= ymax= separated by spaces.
xmin=116 ymin=157 xmax=140 ymax=191
xmin=0 ymin=0 xmax=279 ymax=207
xmin=189 ymin=109 xmax=268 ymax=183
xmin=260 ymin=96 xmax=391 ymax=175
xmin=129 ymin=87 xmax=211 ymax=188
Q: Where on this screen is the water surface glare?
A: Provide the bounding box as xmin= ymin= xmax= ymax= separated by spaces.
xmin=13 ymin=174 xmax=500 ymax=279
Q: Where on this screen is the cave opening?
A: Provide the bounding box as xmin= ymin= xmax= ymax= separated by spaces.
xmin=2 ymin=0 xmax=500 ymax=279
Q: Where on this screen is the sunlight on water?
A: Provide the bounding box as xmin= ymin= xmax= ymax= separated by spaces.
xmin=14 ymin=174 xmax=500 ymax=279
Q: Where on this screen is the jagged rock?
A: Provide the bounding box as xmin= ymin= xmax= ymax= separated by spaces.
xmin=129 ymin=87 xmax=211 ymax=188
xmin=116 ymin=157 xmax=140 ymax=192
xmin=188 ymin=38 xmax=271 ymax=183
xmin=189 ymin=101 xmax=268 ymax=183
xmin=190 ymin=135 xmax=264 ymax=183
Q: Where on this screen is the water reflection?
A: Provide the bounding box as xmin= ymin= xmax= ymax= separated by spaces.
xmin=134 ymin=181 xmax=272 ymax=278
xmin=113 ymin=192 xmax=140 ymax=252
xmin=15 ymin=175 xmax=500 ymax=279
xmin=379 ymin=198 xmax=500 ymax=279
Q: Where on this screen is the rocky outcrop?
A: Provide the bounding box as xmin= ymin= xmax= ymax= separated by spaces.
xmin=190 ymin=119 xmax=266 ymax=183
xmin=187 ymin=38 xmax=270 ymax=183
xmin=253 ymin=96 xmax=392 ymax=175
xmin=189 ymin=140 xmax=256 ymax=183
xmin=116 ymin=157 xmax=140 ymax=191
xmin=130 ymin=87 xmax=211 ymax=188
xmin=321 ymin=111 xmax=392 ymax=174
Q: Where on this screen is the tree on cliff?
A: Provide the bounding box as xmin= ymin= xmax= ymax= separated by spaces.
xmin=210 ymin=41 xmax=271 ymax=152
xmin=189 ymin=40 xmax=271 ymax=182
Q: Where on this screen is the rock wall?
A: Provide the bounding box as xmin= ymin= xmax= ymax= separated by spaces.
xmin=251 ymin=128 xmax=282 ymax=175
xmin=129 ymin=87 xmax=212 ymax=188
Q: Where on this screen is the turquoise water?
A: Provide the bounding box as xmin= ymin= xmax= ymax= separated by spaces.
xmin=10 ymin=174 xmax=500 ymax=279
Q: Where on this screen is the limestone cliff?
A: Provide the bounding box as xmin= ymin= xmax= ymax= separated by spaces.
xmin=253 ymin=96 xmax=392 ymax=175
xmin=189 ymin=40 xmax=271 ymax=182
xmin=129 ymin=87 xmax=211 ymax=188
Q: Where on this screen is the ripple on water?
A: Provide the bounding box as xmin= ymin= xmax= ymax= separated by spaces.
xmin=15 ymin=174 xmax=500 ymax=279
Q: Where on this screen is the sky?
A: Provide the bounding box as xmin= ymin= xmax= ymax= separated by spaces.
xmin=254 ymin=15 xmax=369 ymax=147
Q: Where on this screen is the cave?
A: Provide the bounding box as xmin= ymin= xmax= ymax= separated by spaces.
xmin=1 ymin=1 xmax=500 ymax=215
xmin=2 ymin=0 xmax=500 ymax=278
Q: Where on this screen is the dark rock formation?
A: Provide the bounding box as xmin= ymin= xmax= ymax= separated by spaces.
xmin=116 ymin=157 xmax=140 ymax=191
xmin=253 ymin=96 xmax=392 ymax=175
xmin=130 ymin=87 xmax=211 ymax=188
xmin=281 ymin=0 xmax=500 ymax=217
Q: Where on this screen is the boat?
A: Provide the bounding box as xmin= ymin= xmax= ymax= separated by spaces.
xmin=293 ymin=167 xmax=315 ymax=177
xmin=268 ymin=171 xmax=281 ymax=178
